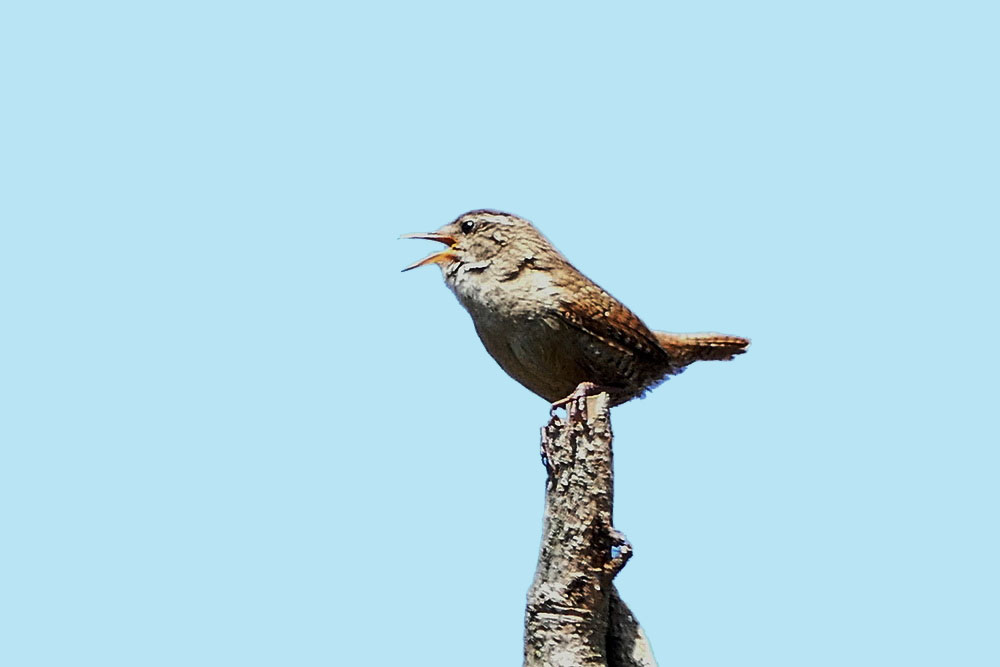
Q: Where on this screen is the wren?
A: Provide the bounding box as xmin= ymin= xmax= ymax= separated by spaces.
xmin=402 ymin=210 xmax=748 ymax=407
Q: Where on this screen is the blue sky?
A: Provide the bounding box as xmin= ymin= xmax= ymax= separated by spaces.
xmin=2 ymin=2 xmax=997 ymax=665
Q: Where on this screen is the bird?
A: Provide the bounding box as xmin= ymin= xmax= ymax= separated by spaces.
xmin=402 ymin=209 xmax=748 ymax=407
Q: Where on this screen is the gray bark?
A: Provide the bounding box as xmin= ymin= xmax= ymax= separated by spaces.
xmin=524 ymin=391 xmax=657 ymax=667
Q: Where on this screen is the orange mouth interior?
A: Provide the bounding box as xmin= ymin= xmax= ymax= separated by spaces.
xmin=401 ymin=233 xmax=458 ymax=272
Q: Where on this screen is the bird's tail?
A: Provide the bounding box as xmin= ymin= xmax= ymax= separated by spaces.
xmin=654 ymin=331 xmax=750 ymax=368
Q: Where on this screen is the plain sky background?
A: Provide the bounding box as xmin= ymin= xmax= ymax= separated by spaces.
xmin=2 ymin=1 xmax=997 ymax=665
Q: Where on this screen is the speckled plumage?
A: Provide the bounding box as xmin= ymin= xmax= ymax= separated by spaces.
xmin=404 ymin=210 xmax=749 ymax=406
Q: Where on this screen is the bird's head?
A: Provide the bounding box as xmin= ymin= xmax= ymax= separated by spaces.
xmin=401 ymin=209 xmax=546 ymax=274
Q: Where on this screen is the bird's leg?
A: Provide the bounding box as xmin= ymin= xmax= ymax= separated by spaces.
xmin=549 ymin=381 xmax=616 ymax=415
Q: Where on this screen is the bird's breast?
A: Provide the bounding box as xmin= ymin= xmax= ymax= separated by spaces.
xmin=463 ymin=302 xmax=586 ymax=402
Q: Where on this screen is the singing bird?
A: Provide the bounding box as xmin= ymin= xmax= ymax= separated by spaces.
xmin=403 ymin=210 xmax=748 ymax=407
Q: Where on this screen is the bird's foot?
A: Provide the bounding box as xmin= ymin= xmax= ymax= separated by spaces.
xmin=550 ymin=382 xmax=615 ymax=416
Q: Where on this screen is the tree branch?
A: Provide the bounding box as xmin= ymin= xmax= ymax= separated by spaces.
xmin=524 ymin=390 xmax=657 ymax=667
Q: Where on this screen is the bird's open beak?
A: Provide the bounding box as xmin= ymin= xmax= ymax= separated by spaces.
xmin=400 ymin=232 xmax=459 ymax=272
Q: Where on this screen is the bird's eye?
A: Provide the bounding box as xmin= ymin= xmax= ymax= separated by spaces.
xmin=460 ymin=220 xmax=476 ymax=234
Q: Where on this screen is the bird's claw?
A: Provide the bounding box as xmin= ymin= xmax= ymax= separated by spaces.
xmin=550 ymin=382 xmax=612 ymax=416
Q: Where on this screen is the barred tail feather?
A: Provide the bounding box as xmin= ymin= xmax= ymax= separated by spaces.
xmin=654 ymin=331 xmax=750 ymax=368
